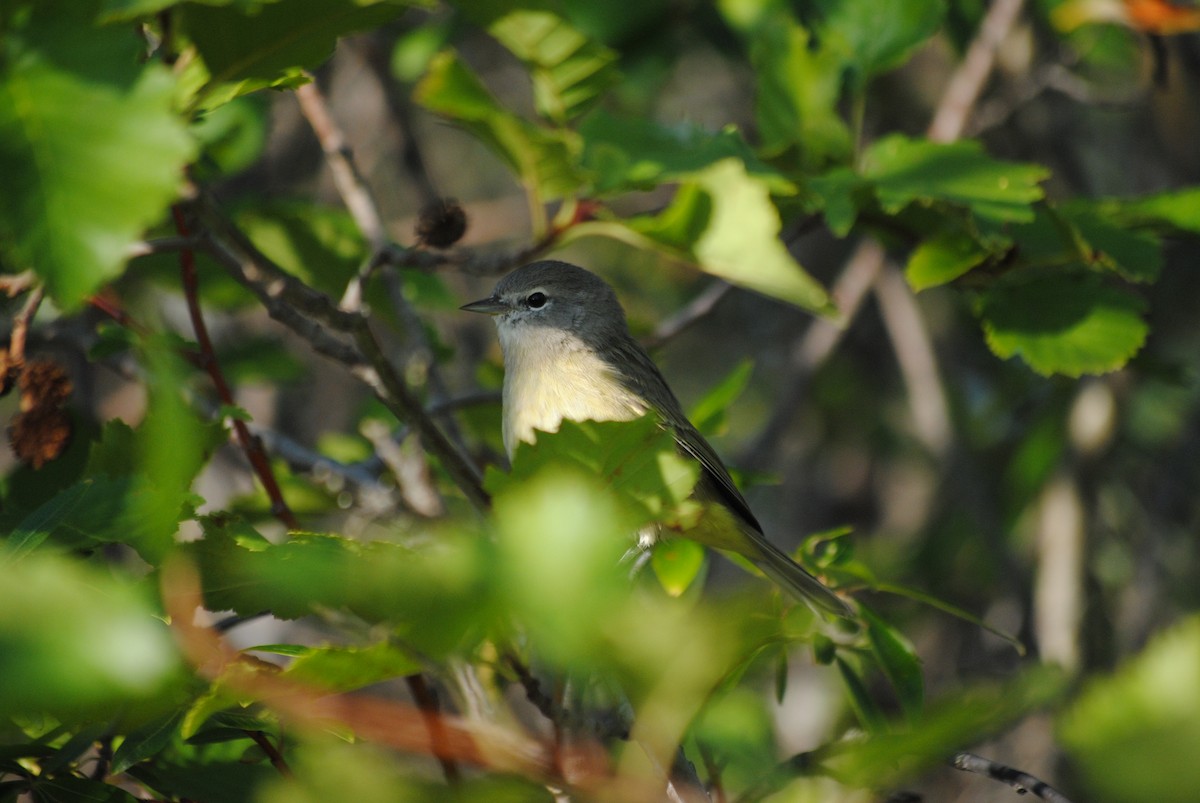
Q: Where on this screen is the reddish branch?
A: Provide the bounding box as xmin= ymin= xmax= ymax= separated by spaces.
xmin=171 ymin=206 xmax=300 ymax=530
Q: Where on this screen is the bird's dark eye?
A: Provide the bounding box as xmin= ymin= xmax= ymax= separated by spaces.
xmin=526 ymin=292 xmax=547 ymax=309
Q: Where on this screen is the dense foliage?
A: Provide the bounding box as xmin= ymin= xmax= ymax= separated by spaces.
xmin=2 ymin=0 xmax=1199 ymax=800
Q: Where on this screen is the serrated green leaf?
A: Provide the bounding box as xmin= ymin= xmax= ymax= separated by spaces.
xmin=625 ymin=159 xmax=833 ymax=314
xmin=0 ymin=3 xmax=196 ymax=309
xmin=415 ymin=49 xmax=581 ymax=201
xmin=281 ymin=641 xmax=422 ymax=692
xmin=1060 ymin=616 xmax=1200 ymax=803
xmin=579 ymin=111 xmax=791 ymax=195
xmin=979 ymin=272 xmax=1147 ymax=377
xmin=863 ymin=135 xmax=1048 ymax=223
xmin=862 ymin=606 xmax=923 ymax=724
xmin=181 ymin=1 xmax=405 ymax=108
xmin=488 ymin=10 xmax=616 ymax=124
xmin=905 ymin=228 xmax=989 ymax=290
xmin=650 ymin=539 xmax=706 ymax=597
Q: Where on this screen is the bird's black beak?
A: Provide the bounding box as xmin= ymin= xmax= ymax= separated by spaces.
xmin=460 ymin=295 xmax=508 ymax=315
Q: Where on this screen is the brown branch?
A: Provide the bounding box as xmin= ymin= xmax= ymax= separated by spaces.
xmin=244 ymin=730 xmax=293 ymax=777
xmin=952 ymin=751 xmax=1075 ymax=802
xmin=173 ymin=206 xmax=300 ymax=530
xmin=9 ymin=282 xmax=45 ymax=364
xmin=405 ymin=674 xmax=461 ymax=783
xmin=644 ymin=281 xmax=734 ymax=351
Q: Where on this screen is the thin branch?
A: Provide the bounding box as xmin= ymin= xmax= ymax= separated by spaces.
xmin=173 ymin=206 xmax=300 ymax=530
xmin=644 ymin=281 xmax=734 ymax=351
xmin=244 ymin=730 xmax=293 ymax=777
xmin=361 ymin=419 xmax=445 ymax=518
xmin=927 ymin=0 xmax=1027 ymax=143
xmin=405 ymin=674 xmax=461 ymax=783
xmin=0 ymin=270 xmax=37 ymax=297
xmin=10 ymin=283 xmax=45 ymax=364
xmin=952 ymin=751 xmax=1075 ymax=802
xmin=874 ymin=264 xmax=952 ymax=458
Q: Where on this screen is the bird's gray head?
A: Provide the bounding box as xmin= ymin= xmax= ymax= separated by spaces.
xmin=460 ymin=260 xmax=629 ymax=346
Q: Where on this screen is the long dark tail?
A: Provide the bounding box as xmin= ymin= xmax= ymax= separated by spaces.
xmin=752 ymin=539 xmax=854 ymax=619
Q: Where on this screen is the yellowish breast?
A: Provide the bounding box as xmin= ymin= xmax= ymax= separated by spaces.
xmin=499 ymin=327 xmax=646 ymax=457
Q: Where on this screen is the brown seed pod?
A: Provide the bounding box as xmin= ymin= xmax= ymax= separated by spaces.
xmin=414 ymin=198 xmax=468 ymax=249
xmin=10 ymin=406 xmax=72 ymax=469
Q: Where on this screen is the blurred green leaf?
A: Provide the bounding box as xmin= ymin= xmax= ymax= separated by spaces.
xmin=0 ymin=1 xmax=196 ymax=309
xmin=191 ymin=97 xmax=268 ymax=178
xmin=234 ymin=202 xmax=366 ymax=297
xmin=718 ymin=0 xmax=851 ymax=163
xmin=905 ymin=229 xmax=989 ymax=290
xmin=28 ymin=775 xmax=139 ymax=803
xmin=488 ymin=10 xmax=616 ymax=124
xmin=487 ymin=416 xmax=700 ymax=524
xmin=806 ymin=166 xmax=865 ymax=236
xmin=1060 ymin=615 xmax=1200 ymax=803
xmin=862 ymin=135 xmax=1048 ymax=223
xmin=579 ymin=111 xmax=789 ymax=195
xmin=835 ymin=655 xmax=887 ymax=733
xmin=111 ymin=713 xmax=184 ymax=775
xmin=835 ymin=666 xmax=1066 ymax=787
xmin=180 ymin=1 xmax=405 ymax=108
xmin=624 ymin=159 xmax=833 ymax=314
xmin=689 ymin=359 xmax=755 ymax=438
xmin=815 ymin=0 xmax=945 ymax=82
xmin=280 ymin=642 xmax=422 ymax=693
xmin=0 ymin=554 xmax=183 ymax=719
xmin=651 ymin=539 xmax=706 ymax=597
xmin=862 ymin=606 xmax=923 ymax=724
xmin=979 ymin=271 xmax=1147 ymax=377
xmin=1061 ymin=203 xmax=1163 ymax=282
xmin=1099 ymin=186 xmax=1200 ymax=233
xmin=414 ymin=49 xmax=581 ymax=201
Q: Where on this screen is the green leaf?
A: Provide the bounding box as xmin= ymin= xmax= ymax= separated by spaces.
xmin=862 ymin=606 xmax=924 ymax=724
xmin=815 ymin=0 xmax=945 ymax=81
xmin=488 ymin=10 xmax=616 ymax=124
xmin=1060 ymin=616 xmax=1200 ymax=803
xmin=0 ymin=3 xmax=196 ymax=309
xmin=873 ymin=583 xmax=1026 ymax=655
xmin=579 ymin=111 xmax=791 ymax=195
xmin=28 ymin=775 xmax=139 ymax=803
xmin=718 ymin=0 xmax=851 ymax=163
xmin=689 ymin=359 xmax=755 ymax=438
xmin=979 ymin=271 xmax=1147 ymax=377
xmin=281 ymin=641 xmax=422 ymax=693
xmin=180 ymin=1 xmax=405 ymax=108
xmin=110 ymin=713 xmax=184 ymax=775
xmin=1061 ymin=203 xmax=1163 ymax=282
xmin=234 ymin=202 xmax=366 ymax=296
xmin=806 ymin=166 xmax=864 ymax=236
xmin=0 ymin=553 xmax=183 ymax=719
xmin=1095 ymin=186 xmax=1200 ymax=233
xmin=414 ymin=49 xmax=580 ymax=201
xmin=905 ymin=228 xmax=989 ymax=290
xmin=650 ymin=539 xmax=707 ymax=597
xmin=835 ymin=655 xmax=888 ymax=734
xmin=862 ymin=135 xmax=1049 ymax=223
xmin=489 ymin=416 xmax=701 ymax=521
xmin=625 ymin=159 xmax=833 ymax=314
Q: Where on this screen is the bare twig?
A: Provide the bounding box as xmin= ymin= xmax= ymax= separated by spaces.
xmin=405 ymin=673 xmax=461 ymax=783
xmin=0 ymin=270 xmax=37 ymax=298
xmin=927 ymin=0 xmax=1027 ymax=143
xmin=645 ymin=281 xmax=734 ymax=351
xmin=10 ymin=283 xmax=45 ymax=364
xmin=244 ymin=730 xmax=293 ymax=777
xmin=952 ymin=751 xmax=1075 ymax=802
xmin=361 ymin=420 xmax=445 ymax=517
xmin=173 ymin=206 xmax=300 ymax=530
xmin=874 ymin=264 xmax=952 ymax=457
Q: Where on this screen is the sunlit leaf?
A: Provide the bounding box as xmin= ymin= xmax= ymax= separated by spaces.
xmin=414 ymin=49 xmax=581 ymax=200
xmin=1060 ymin=616 xmax=1200 ymax=803
xmin=0 ymin=2 xmax=195 ymax=309
xmin=979 ymin=271 xmax=1147 ymax=377
xmin=651 ymin=539 xmax=707 ymax=597
xmin=488 ymin=10 xmax=617 ymax=123
xmin=280 ymin=642 xmax=422 ymax=693
xmin=905 ymin=229 xmax=989 ymax=290
xmin=863 ymin=135 xmax=1048 ymax=223
xmin=624 ymin=159 xmax=833 ymax=314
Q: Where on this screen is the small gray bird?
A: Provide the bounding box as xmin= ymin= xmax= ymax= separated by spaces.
xmin=463 ymin=260 xmax=852 ymax=618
